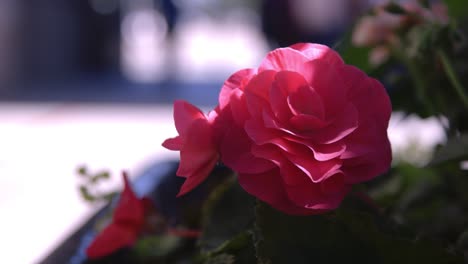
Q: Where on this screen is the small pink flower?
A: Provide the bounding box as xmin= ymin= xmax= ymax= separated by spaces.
xmin=369 ymin=45 xmax=391 ymax=66
xmin=352 ymin=1 xmax=449 ymax=48
xmin=352 ymin=13 xmax=403 ymax=47
xmin=164 ymin=43 xmax=392 ymax=215
xmin=402 ymin=1 xmax=449 ymax=24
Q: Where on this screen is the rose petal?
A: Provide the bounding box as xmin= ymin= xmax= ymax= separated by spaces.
xmin=238 ymin=169 xmax=321 ymax=215
xmin=219 ymin=68 xmax=256 ymax=109
xmin=245 ymin=118 xmax=283 ymax=145
xmin=113 ymin=173 xmax=145 ymax=225
xmin=220 ymin=124 xmax=275 ymax=174
xmin=228 ymin=89 xmax=250 ymax=127
xmin=244 ymin=70 xmax=276 ymax=101
xmin=320 ymin=172 xmax=345 ymax=194
xmin=162 ymin=136 xmax=183 ymax=151
xmin=247 ymin=111 xmax=324 ymax=158
xmin=284 ymin=179 xmax=347 ymax=210
xmin=210 ymin=105 xmax=233 ymax=146
xmin=250 ymin=141 xmax=348 ymax=210
xmin=173 ymin=100 xmax=206 ymax=135
xmin=86 ymin=174 xmax=146 ymax=259
xmin=283 ymin=179 xmax=321 ymax=207
xmin=244 ymin=70 xmax=276 ymax=119
xmin=342 ymin=136 xmax=392 ymax=184
xmin=251 ymin=143 xmax=339 ymax=183
xmin=307 ymin=103 xmax=359 ymax=144
xmin=287 ymin=154 xmax=342 ymax=182
xmin=302 ymin=60 xmax=348 ymax=117
xmin=174 ymin=115 xmax=219 ymax=196
xmin=86 ymin=224 xmax=138 ymax=259
xmin=290 ymin=43 xmax=344 ymax=66
xmin=177 ymin=119 xmax=217 ymax=177
xmin=262 ymin=109 xmax=294 ymax=133
xmin=250 ymin=144 xmax=309 ymax=186
xmin=269 ymin=71 xmax=311 ymax=122
xmin=289 ymin=114 xmax=328 ymax=131
xmin=340 ymin=65 xmax=391 ymax=127
xmin=368 ymin=78 xmax=392 ymax=126
xmin=259 ymin=47 xmax=310 ymax=73
xmin=177 ymin=156 xmax=218 ymax=196
xmin=281 ymin=136 xmax=346 ymax=161
xmin=341 ymin=121 xmax=379 ymax=159
xmin=269 ymin=79 xmax=293 ymax=122
xmin=287 ymin=85 xmax=324 ymax=119
xmin=309 ymin=142 xmax=346 ymax=161
xmin=262 ymin=98 xmax=358 ymax=144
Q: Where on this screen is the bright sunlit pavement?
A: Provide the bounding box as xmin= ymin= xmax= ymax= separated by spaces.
xmin=0 ymin=103 xmax=179 ymax=264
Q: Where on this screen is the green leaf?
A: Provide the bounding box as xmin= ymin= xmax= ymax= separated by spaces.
xmin=335 ymin=33 xmax=373 ymax=73
xmin=198 ymin=178 xmax=257 ymax=263
xmin=255 ymin=202 xmax=379 ymax=264
xmin=419 ymin=0 xmax=431 ymax=8
xmin=207 ymin=232 xmax=252 ymax=255
xmin=456 ymin=229 xmax=468 ymax=250
xmin=199 ymin=178 xmax=256 ymax=252
xmin=203 ymin=253 xmax=235 ymax=264
xmin=201 ymin=232 xmax=255 ymax=264
xmin=254 ymin=201 xmax=462 ymax=264
xmin=134 ymin=235 xmax=182 ymax=257
xmin=90 ymin=171 xmax=111 ymax=184
xmin=77 ymin=166 xmax=88 ymax=177
xmin=383 ymin=2 xmax=407 ymax=14
xmin=443 ymin=0 xmax=468 ymax=19
xmin=429 ymin=133 xmax=468 ymax=165
xmin=78 ymin=185 xmax=95 ymax=202
xmin=338 ymin=209 xmax=462 ymax=264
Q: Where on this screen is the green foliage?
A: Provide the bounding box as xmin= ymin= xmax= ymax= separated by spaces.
xmin=443 ymin=0 xmax=468 ymax=19
xmin=200 ymin=232 xmax=255 ymax=264
xmin=335 ymin=32 xmax=373 ymax=74
xmin=254 ymin=201 xmax=462 ymax=264
xmin=370 ymin=162 xmax=468 ymax=245
xmin=76 ymin=165 xmax=116 ymax=204
xmin=203 ymin=253 xmax=235 ymax=264
xmin=195 ymin=177 xmax=464 ymax=263
xmin=198 ymin=178 xmax=257 ymax=263
xmin=79 ymin=185 xmax=96 ymax=202
xmin=430 ymin=133 xmax=468 ymax=165
xmin=134 ymin=235 xmax=181 ymax=258
xmin=384 ymin=2 xmax=408 ymax=14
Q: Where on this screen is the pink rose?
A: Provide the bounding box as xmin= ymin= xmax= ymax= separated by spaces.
xmin=163 ymin=43 xmax=392 ymax=215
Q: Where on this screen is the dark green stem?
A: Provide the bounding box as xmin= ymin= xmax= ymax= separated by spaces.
xmin=438 ymin=49 xmax=468 ymax=111
xmin=397 ymin=50 xmax=436 ymax=115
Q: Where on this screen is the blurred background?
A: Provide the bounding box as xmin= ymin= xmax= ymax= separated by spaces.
xmin=0 ymin=0 xmax=445 ymax=263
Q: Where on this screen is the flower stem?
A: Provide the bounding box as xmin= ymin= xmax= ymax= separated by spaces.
xmin=438 ymin=49 xmax=468 ymax=111
xmin=393 ymin=48 xmax=435 ymax=115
